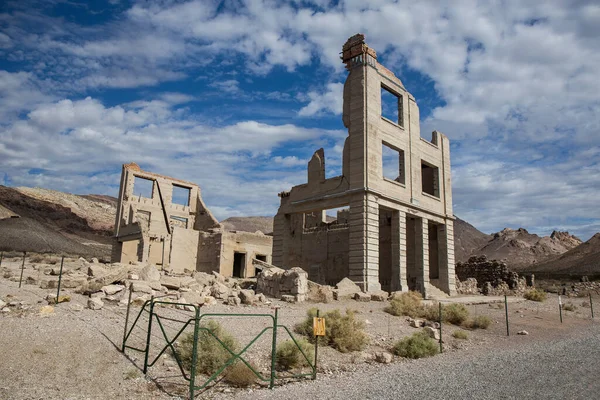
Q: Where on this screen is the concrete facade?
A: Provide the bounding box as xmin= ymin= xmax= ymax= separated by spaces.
xmin=273 ymin=35 xmax=456 ymax=296
xmin=112 ymin=163 xmax=271 ymax=277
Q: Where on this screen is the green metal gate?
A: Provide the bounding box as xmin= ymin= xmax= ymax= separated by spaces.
xmin=122 ymin=293 xmax=318 ymax=399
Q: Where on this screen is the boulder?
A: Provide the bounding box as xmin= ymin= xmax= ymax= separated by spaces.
xmin=0 ymin=300 xmax=5 ymax=308
xmin=226 ymin=295 xmax=241 ymax=306
xmin=423 ymin=326 xmax=440 ymax=340
xmin=210 ymin=282 xmax=230 ymax=299
xmin=353 ymin=292 xmax=371 ymax=302
xmin=409 ymin=318 xmax=423 ymax=328
xmin=335 ymin=278 xmax=361 ymax=299
xmin=517 ymin=330 xmax=529 ymax=335
xmin=102 ymin=284 xmax=125 ymax=296
xmin=374 ymin=352 xmax=393 ymax=364
xmin=131 ymin=282 xmax=153 ymax=294
xmin=85 ymin=267 xmax=128 ymax=292
xmin=87 ymin=297 xmax=104 ymax=310
xmin=180 ymin=276 xmax=197 ymax=289
xmin=307 ymin=281 xmax=334 ymax=303
xmin=369 ymin=290 xmax=388 ymax=302
xmin=70 ymin=303 xmax=84 ymax=312
xmin=256 ymin=293 xmax=267 ymax=303
xmin=160 ymin=276 xmax=181 ymax=290
xmin=139 ymin=264 xmax=160 ymax=282
xmin=193 ymin=272 xmax=215 ymax=287
xmin=128 ymin=273 xmax=140 ymax=280
xmin=281 ymin=294 xmax=296 ymax=303
xmin=238 ymin=289 xmax=256 ymax=305
xmin=203 ymin=296 xmax=217 ymax=306
xmin=88 ymin=264 xmax=107 ymax=278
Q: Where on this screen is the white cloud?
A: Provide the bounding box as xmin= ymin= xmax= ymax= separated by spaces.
xmin=298 ymin=83 xmax=343 ymax=117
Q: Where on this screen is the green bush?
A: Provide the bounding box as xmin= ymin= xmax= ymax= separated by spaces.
xmin=452 ymin=330 xmax=468 ymax=340
xmin=563 ymin=302 xmax=576 ymax=312
xmin=464 ymin=315 xmax=492 ymax=329
xmin=384 ymin=291 xmax=424 ymax=317
xmin=524 ymin=289 xmax=547 ymax=302
xmin=392 ymin=332 xmax=438 ymax=359
xmin=224 ymin=362 xmax=257 ymax=387
xmin=294 ymin=308 xmax=369 ymax=353
xmin=442 ymin=303 xmax=469 ymax=325
xmin=276 ymin=339 xmax=314 ymax=370
xmin=179 ymin=320 xmax=239 ymax=375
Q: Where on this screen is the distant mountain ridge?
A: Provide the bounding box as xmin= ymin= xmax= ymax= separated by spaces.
xmin=0 ymin=185 xmax=597 ymax=277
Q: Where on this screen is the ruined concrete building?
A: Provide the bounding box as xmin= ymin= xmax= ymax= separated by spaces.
xmin=273 ymin=35 xmax=456 ymax=296
xmin=112 ymin=163 xmax=272 ymax=277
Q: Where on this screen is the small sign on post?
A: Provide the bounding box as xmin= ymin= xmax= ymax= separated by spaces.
xmin=313 ymin=317 xmax=326 ymax=336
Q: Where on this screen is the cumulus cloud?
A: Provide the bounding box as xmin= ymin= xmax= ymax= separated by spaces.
xmin=298 ymin=83 xmax=343 ymax=116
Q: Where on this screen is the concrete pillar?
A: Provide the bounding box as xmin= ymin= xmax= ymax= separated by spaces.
xmin=438 ymin=220 xmax=457 ymax=295
xmin=415 ymin=217 xmax=429 ymax=297
xmin=348 ymin=193 xmax=381 ymax=292
xmin=391 ymin=210 xmax=408 ymax=292
xmin=272 ymin=212 xmax=289 ymax=267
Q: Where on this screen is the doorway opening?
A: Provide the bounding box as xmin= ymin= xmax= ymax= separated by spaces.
xmin=233 ymin=252 xmax=246 ymax=278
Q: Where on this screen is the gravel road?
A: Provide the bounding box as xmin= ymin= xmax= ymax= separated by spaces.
xmin=228 ymin=323 xmax=600 ymax=400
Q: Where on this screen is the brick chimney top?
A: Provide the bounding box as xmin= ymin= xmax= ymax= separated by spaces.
xmin=341 ymin=33 xmax=377 ymax=67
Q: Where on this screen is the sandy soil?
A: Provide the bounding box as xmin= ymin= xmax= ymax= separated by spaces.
xmin=0 ymin=256 xmax=597 ymax=399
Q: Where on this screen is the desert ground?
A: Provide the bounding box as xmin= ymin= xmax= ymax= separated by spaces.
xmin=1 ymin=254 xmax=598 ymax=400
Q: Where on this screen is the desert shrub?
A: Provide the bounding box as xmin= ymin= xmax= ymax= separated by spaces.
xmin=463 ymin=315 xmax=491 ymax=329
xmin=563 ymin=302 xmax=576 ymax=312
xmin=276 ymin=339 xmax=314 ymax=370
xmin=124 ymin=368 xmax=142 ymax=380
xmin=524 ymin=289 xmax=547 ymax=302
xmin=452 ymin=330 xmax=468 ymax=340
xmin=384 ymin=291 xmax=424 ymax=317
xmin=442 ymin=303 xmax=469 ymax=325
xmin=29 ymin=254 xmax=49 ymax=264
xmin=224 ymin=362 xmax=257 ymax=387
xmin=179 ymin=320 xmax=239 ymax=375
xmin=294 ymin=308 xmax=369 ymax=353
xmin=392 ymin=332 xmax=438 ymax=359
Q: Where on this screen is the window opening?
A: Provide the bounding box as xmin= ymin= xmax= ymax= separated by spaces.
xmin=381 ymin=85 xmax=403 ymax=126
xmin=133 ymin=176 xmax=154 ymax=199
xmin=421 ymin=162 xmax=439 ymax=197
xmin=382 ymin=143 xmax=405 ymax=184
xmin=172 ymin=185 xmax=191 ymax=206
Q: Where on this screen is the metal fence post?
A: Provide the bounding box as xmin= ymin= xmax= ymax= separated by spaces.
xmin=504 ymin=295 xmax=510 ymax=336
xmin=313 ymin=309 xmax=319 ymax=380
xmin=270 ymin=307 xmax=279 ymax=389
xmin=18 ymin=252 xmax=26 ymax=288
xmin=590 ymin=293 xmax=594 ymax=319
xmin=0 ymin=251 xmax=3 ymax=267
xmin=438 ymin=302 xmax=443 ymax=353
xmin=143 ymin=296 xmax=155 ymax=374
xmin=122 ymin=283 xmax=134 ymax=352
xmin=559 ymin=295 xmax=563 ymax=323
xmin=189 ymin=305 xmax=200 ymax=400
xmin=55 ymin=256 xmax=64 ymax=304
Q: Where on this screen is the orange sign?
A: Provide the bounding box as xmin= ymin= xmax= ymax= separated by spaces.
xmin=313 ymin=317 xmax=326 ymax=336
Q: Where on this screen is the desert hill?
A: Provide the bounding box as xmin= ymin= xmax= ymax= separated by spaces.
xmin=525 ymin=233 xmax=600 ymax=278
xmin=0 ymin=185 xmax=596 ymax=277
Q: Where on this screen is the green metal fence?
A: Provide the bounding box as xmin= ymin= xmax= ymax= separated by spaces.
xmin=122 ymin=292 xmax=318 ymax=399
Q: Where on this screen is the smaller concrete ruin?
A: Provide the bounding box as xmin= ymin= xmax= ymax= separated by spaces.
xmin=112 ymin=163 xmax=271 ymax=277
xmin=456 ymin=255 xmax=533 ymax=295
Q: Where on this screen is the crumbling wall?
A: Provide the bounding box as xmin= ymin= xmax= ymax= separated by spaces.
xmin=456 ymin=255 xmax=532 ymax=294
xmin=256 ymin=265 xmax=308 ymax=302
xmin=219 ymin=230 xmax=273 ymax=278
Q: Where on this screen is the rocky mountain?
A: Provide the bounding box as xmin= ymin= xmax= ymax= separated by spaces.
xmin=0 ymin=186 xmax=115 ymax=257
xmin=453 ymin=217 xmax=492 ymax=263
xmin=471 ymin=228 xmax=582 ymax=269
xmin=525 ymin=233 xmax=600 ymax=278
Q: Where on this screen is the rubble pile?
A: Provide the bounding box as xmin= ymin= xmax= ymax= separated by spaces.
xmin=455 ymin=255 xmax=532 ymax=295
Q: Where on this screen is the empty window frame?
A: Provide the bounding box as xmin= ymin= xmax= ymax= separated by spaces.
xmin=421 ymin=161 xmax=439 ymax=197
xmin=133 ymin=176 xmax=154 ymax=199
xmin=381 ymin=85 xmax=404 ymax=126
xmin=169 ymin=215 xmax=188 ymax=229
xmin=172 ymin=184 xmax=191 ymax=206
xmin=382 ymin=142 xmax=406 ymax=185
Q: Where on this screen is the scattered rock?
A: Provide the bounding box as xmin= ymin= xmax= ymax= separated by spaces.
xmin=91 ymin=257 xmax=100 ymax=264
xmin=88 ymin=264 xmax=107 ymax=278
xmin=102 ymin=284 xmax=125 ymax=295
xmin=1 ymin=307 xmax=10 ymax=313
xmin=238 ymin=289 xmax=256 ymax=305
xmin=517 ymin=330 xmax=529 ymax=335
xmin=160 ymin=276 xmax=181 ymax=290
xmin=353 ymin=292 xmax=371 ymax=302
xmin=374 ymin=352 xmax=393 ymax=364
xmin=203 ymin=296 xmax=217 ymax=306
xmin=335 ymin=278 xmax=361 ymax=299
xmin=88 ymin=297 xmax=104 ymax=310
xmin=211 ymin=282 xmax=230 ymax=299
xmin=40 ymin=305 xmax=54 ymax=315
xmin=409 ymin=318 xmax=423 ymax=328
xmin=307 ymin=281 xmax=334 ymax=303
xmin=226 ymin=295 xmax=241 ymax=306
xmin=194 ymin=271 xmax=215 ymax=287
xmin=423 ymin=326 xmax=440 ymax=340
xmin=281 ymin=294 xmax=296 ymax=303
xmin=0 ymin=299 xmax=5 ymax=309
xmin=131 ymin=282 xmax=153 ymax=294
xmin=370 ymin=292 xmax=387 ymax=302
xmin=139 ymin=264 xmax=161 ymax=282
xmin=128 ymin=273 xmax=139 ymax=280
xmin=70 ymin=303 xmax=84 ymax=312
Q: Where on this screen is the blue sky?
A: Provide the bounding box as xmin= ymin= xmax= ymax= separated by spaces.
xmin=0 ymin=0 xmax=599 ymax=240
